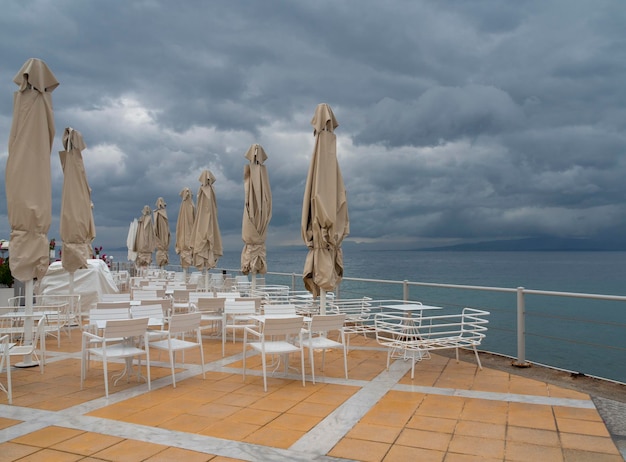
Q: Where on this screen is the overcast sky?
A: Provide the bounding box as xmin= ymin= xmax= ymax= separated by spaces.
xmin=1 ymin=0 xmax=625 ymax=255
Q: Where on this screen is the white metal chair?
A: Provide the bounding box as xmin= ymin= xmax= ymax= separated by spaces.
xmin=242 ymin=316 xmax=306 ymax=392
xmin=9 ymin=316 xmax=47 ymax=374
xmin=0 ymin=334 xmax=12 ymax=404
xmin=130 ymin=304 xmax=167 ymax=340
xmin=192 ymin=297 xmax=225 ymax=336
xmin=300 ymin=314 xmax=348 ymax=384
xmin=263 ymin=304 xmax=297 ymax=316
xmin=149 ymin=312 xmax=205 ymax=388
xmin=222 ymin=299 xmax=257 ymax=356
xmin=81 ymin=317 xmax=151 ymax=397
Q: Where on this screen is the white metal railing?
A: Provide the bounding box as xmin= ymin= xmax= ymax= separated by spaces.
xmin=206 ymin=267 xmax=626 ymax=383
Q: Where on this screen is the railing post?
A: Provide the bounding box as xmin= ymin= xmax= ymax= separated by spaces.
xmin=403 ymin=280 xmax=409 ymax=301
xmin=291 ymin=273 xmax=296 ymax=292
xmin=513 ymin=287 xmax=531 ymax=367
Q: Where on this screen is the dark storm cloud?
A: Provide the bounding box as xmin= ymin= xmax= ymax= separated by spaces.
xmin=1 ymin=0 xmax=625 ymax=253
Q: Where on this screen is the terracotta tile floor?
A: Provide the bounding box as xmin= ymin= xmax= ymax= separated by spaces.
xmin=0 ymin=327 xmax=624 ymax=461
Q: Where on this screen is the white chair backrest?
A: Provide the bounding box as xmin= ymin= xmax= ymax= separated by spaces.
xmin=261 ymin=316 xmax=304 ymax=337
xmin=103 ymin=317 xmax=148 ymax=340
xmin=195 ymin=297 xmax=226 ymax=312
xmin=168 ymin=312 xmax=201 ymax=335
xmin=101 ymin=293 xmax=131 ymax=303
xmin=189 ymin=291 xmax=212 ymax=303
xmin=131 ymin=304 xmax=165 ymax=321
xmin=224 ymin=299 xmax=256 ymax=315
xmin=216 ymin=292 xmax=240 ymax=300
xmin=264 ymin=304 xmax=297 ymax=316
xmin=133 ymin=289 xmax=163 ymax=300
xmin=310 ymin=314 xmax=346 ymax=333
xmin=89 ymin=308 xmax=130 ymax=323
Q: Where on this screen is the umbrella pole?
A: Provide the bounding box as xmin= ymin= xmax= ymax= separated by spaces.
xmin=69 ymin=272 xmax=75 ymax=325
xmin=251 ymin=271 xmax=256 ymax=290
xmin=204 ymin=268 xmax=209 ymax=292
xmin=15 ymin=279 xmax=38 ymax=368
xmin=320 ymin=289 xmax=326 ymax=315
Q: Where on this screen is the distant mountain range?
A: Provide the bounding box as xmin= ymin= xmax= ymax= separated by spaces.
xmin=415 ymin=236 xmax=626 ymax=252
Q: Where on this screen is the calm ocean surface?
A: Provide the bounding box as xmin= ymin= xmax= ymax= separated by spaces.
xmin=111 ymin=248 xmax=626 ymax=383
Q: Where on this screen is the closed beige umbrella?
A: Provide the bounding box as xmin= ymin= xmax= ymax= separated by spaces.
xmin=301 ymin=103 xmax=349 ymax=313
xmin=190 ymin=170 xmax=223 ymax=289
xmin=5 ymin=58 xmax=59 ymax=366
xmin=134 ymin=205 xmax=155 ymax=270
xmin=59 ymin=127 xmax=95 ymax=273
xmin=241 ymin=144 xmax=272 ymax=283
xmin=175 ymin=187 xmax=195 ymax=271
xmin=154 ymin=197 xmax=170 ymax=269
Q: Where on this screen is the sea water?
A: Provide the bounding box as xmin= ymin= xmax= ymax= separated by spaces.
xmin=113 ymin=248 xmax=626 ymax=383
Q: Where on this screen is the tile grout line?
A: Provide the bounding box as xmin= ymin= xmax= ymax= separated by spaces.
xmin=289 ymin=358 xmax=413 ymax=455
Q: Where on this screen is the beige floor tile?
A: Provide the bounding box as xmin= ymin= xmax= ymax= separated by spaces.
xmin=557 ymin=417 xmax=611 ymax=437
xmin=507 ymin=402 xmax=557 ymax=430
xmin=267 ymin=412 xmax=321 ymax=432
xmin=415 ymin=395 xmax=466 ymax=420
xmin=0 ymin=442 xmax=41 ymax=460
xmin=50 ymin=431 xmax=123 ymax=456
xmin=454 ymin=420 xmax=506 ymax=439
xmin=329 ymin=437 xmax=391 ymax=462
xmin=92 ymin=439 xmax=168 ymax=461
xmin=406 ymin=414 xmax=458 ymax=433
xmin=200 ymin=419 xmax=261 ymax=440
xmin=395 ymin=428 xmax=452 ymax=451
xmin=448 ymin=434 xmax=505 ymax=459
xmin=9 ymin=448 xmax=83 ymax=461
xmin=562 ymin=448 xmax=625 ymax=461
xmin=383 ymin=444 xmax=445 ymax=462
xmin=158 ymin=413 xmax=215 ymax=432
xmin=0 ymin=417 xmax=22 ymax=429
xmin=460 ymin=398 xmax=508 ymax=424
xmin=244 ymin=425 xmax=305 ymax=449
xmin=443 ymin=453 xmax=501 ymax=462
xmin=143 ymin=446 xmax=214 ymax=461
xmin=559 ymin=433 xmax=621 ymax=455
xmin=227 ymin=407 xmax=280 ymax=425
xmin=506 ymin=425 xmax=561 ymax=447
xmin=347 ymin=422 xmax=402 ymax=443
xmin=505 ymin=441 xmax=564 ymax=461
xmin=553 ymin=406 xmax=603 ymax=422
xmin=10 ymin=426 xmax=84 ymax=447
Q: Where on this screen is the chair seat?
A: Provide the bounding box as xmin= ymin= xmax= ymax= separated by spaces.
xmin=248 ymin=341 xmax=301 ymax=355
xmin=88 ymin=343 xmax=146 ymax=359
xmin=150 ymin=338 xmax=198 ymax=351
xmin=299 ymin=336 xmax=343 ymax=350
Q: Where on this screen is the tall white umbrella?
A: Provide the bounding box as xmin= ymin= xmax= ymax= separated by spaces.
xmin=190 ymin=170 xmax=223 ymax=290
xmin=153 ymin=197 xmax=170 ymax=272
xmin=59 ymin=127 xmax=95 ymax=323
xmin=175 ymin=187 xmax=195 ymax=280
xmin=301 ymin=104 xmax=349 ymax=314
xmin=134 ymin=205 xmax=155 ymax=275
xmin=241 ymin=144 xmax=272 ymax=289
xmin=5 ymin=58 xmax=59 ymax=366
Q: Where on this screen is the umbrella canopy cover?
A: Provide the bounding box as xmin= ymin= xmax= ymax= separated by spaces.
xmin=153 ymin=197 xmax=170 ymax=267
xmin=241 ymin=144 xmax=272 ymax=275
xmin=6 ymin=58 xmax=59 ymax=282
xmin=134 ymin=205 xmax=155 ymax=267
xmin=190 ymin=170 xmax=223 ymax=270
xmin=59 ymin=127 xmax=96 ymax=273
xmin=126 ymin=219 xmax=138 ymax=262
xmin=301 ymin=103 xmax=349 ymax=297
xmin=175 ymin=187 xmax=195 ymax=269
